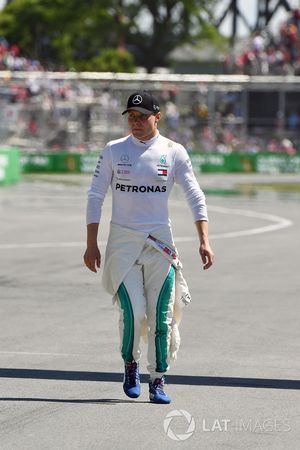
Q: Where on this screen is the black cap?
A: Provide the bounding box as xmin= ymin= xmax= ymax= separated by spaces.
xmin=122 ymin=91 xmax=160 ymax=115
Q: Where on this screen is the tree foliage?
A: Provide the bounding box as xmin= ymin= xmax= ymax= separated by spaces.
xmin=126 ymin=0 xmax=221 ymax=71
xmin=0 ymin=0 xmax=221 ymax=72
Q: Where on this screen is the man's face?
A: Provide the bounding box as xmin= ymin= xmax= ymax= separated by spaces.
xmin=127 ymin=110 xmax=161 ymax=141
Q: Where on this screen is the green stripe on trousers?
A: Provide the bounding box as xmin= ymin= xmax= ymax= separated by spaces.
xmin=117 ymin=282 xmax=134 ymax=363
xmin=155 ymin=266 xmax=175 ymax=373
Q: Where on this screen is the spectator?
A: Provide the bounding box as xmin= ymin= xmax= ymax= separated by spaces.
xmin=165 ymin=101 xmax=180 ymax=129
xmin=0 ymin=36 xmax=44 ymax=71
xmin=224 ymin=9 xmax=300 ymax=76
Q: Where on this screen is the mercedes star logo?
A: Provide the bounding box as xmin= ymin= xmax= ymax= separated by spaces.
xmin=132 ymin=95 xmax=143 ymax=105
xmin=120 ymin=154 xmax=129 ymax=163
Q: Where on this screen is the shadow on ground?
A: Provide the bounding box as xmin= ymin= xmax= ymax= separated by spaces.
xmin=1 ymin=368 xmax=299 ymax=390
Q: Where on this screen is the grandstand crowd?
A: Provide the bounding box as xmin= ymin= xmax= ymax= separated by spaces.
xmin=0 ymin=78 xmax=298 ymax=155
xmin=224 ymin=9 xmax=300 ymax=76
xmin=0 ymin=37 xmax=43 ymax=71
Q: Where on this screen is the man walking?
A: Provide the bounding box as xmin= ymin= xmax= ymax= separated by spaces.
xmin=84 ymin=90 xmax=214 ymax=404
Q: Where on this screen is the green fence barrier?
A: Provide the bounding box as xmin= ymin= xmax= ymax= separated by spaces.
xmin=21 ymin=152 xmax=100 ymax=174
xmin=21 ymin=153 xmax=55 ymax=172
xmin=190 ymin=153 xmax=257 ymax=173
xmin=20 ymin=151 xmax=300 ymax=174
xmin=255 ymin=153 xmax=300 ymax=173
xmin=190 ymin=152 xmax=300 ymax=173
xmin=0 ymin=147 xmax=20 ymax=186
xmin=21 ymin=152 xmax=85 ymax=173
xmin=80 ymin=153 xmax=99 ymax=173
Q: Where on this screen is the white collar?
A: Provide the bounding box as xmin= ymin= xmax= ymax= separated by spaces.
xmin=131 ymin=132 xmax=159 ymax=148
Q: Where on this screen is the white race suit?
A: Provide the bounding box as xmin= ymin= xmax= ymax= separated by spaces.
xmin=86 ymin=132 xmax=208 ymax=380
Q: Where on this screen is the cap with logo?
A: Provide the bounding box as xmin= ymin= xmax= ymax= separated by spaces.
xmin=122 ymin=91 xmax=160 ymax=115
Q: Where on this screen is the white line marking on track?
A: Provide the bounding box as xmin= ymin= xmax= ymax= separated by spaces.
xmin=0 ymin=206 xmax=292 ymax=249
xmin=0 ymin=242 xmax=90 ymax=249
xmin=0 ymin=351 xmax=91 ymax=357
xmin=208 ymin=205 xmax=293 ymax=240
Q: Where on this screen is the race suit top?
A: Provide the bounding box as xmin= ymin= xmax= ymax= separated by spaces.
xmin=86 ymin=132 xmax=208 ymax=232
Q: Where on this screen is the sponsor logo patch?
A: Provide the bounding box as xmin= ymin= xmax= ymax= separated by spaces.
xmin=132 ymin=94 xmax=143 ymax=105
xmin=158 ymin=168 xmax=168 ymax=177
xmin=117 ymin=169 xmax=130 ymax=175
xmin=120 ymin=154 xmax=130 ymax=163
xmin=115 ymin=183 xmax=166 ymax=193
xmin=160 ymin=155 xmax=167 ymax=164
xmin=93 ymin=155 xmax=103 ymax=177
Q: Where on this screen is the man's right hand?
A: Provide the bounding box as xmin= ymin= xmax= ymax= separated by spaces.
xmin=84 ymin=245 xmax=101 ymax=273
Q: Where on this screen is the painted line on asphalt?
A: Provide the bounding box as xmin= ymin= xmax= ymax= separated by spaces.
xmin=0 ymin=206 xmax=292 ymax=249
xmin=0 ymin=351 xmax=91 ymax=357
xmin=202 ymin=205 xmax=292 ymax=240
xmin=0 ymin=241 xmax=91 ymax=249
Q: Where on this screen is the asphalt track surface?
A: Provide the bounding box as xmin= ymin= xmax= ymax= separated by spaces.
xmin=0 ymin=172 xmax=299 ymax=450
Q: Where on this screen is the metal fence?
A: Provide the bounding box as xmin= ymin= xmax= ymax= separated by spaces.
xmin=1 ymin=71 xmax=300 ymax=153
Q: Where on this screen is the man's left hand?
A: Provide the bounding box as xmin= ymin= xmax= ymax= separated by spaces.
xmin=199 ymin=242 xmax=214 ymax=270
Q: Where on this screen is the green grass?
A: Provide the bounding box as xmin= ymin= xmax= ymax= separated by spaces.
xmin=204 ymin=188 xmax=242 ymax=196
xmin=236 ymin=183 xmax=300 ymax=193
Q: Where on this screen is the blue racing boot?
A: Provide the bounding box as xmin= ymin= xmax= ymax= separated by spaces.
xmin=123 ymin=361 xmax=141 ymax=398
xmin=149 ymin=376 xmax=171 ymax=404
